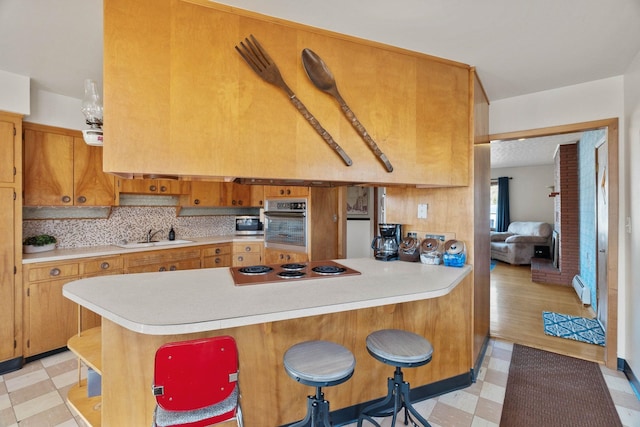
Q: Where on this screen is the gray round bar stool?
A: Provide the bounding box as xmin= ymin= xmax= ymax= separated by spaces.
xmin=284 ymin=340 xmax=356 ymax=427
xmin=357 ymin=329 xmax=433 ymax=427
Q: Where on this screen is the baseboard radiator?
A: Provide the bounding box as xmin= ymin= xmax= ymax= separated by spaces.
xmin=572 ymin=275 xmax=591 ymax=305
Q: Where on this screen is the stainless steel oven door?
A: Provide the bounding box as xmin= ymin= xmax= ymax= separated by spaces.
xmin=264 ymin=212 xmax=307 ymax=252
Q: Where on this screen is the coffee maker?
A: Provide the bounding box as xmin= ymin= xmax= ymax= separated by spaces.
xmin=371 ymin=223 xmax=402 ymax=261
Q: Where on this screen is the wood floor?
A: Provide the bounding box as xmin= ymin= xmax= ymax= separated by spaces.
xmin=490 ymin=260 xmax=605 ymax=363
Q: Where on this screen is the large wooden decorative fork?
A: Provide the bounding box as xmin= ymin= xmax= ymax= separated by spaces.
xmin=236 ymin=35 xmax=353 ymax=166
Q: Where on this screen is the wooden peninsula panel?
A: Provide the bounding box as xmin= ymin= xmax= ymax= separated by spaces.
xmin=103 ymin=0 xmax=470 ymax=187
xmin=100 ymin=275 xmax=472 ymax=426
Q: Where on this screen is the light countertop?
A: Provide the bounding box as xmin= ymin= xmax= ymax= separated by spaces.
xmin=22 ymin=235 xmax=263 ymax=264
xmin=63 ymin=258 xmax=472 ymax=335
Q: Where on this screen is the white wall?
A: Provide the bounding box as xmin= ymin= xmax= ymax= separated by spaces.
xmin=491 ymin=165 xmax=555 ymax=225
xmin=0 ymin=70 xmax=30 ymax=114
xmin=623 ymin=50 xmax=640 ymax=383
xmin=490 ymin=76 xmax=628 ymax=359
xmin=0 ymin=68 xmax=84 ymax=129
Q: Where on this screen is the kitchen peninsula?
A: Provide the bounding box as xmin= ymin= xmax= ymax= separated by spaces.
xmin=63 ymin=259 xmax=473 ymax=426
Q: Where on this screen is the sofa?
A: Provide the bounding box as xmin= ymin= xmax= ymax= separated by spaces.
xmin=490 ymin=221 xmax=553 ymax=265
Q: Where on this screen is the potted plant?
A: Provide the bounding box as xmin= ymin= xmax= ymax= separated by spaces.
xmin=23 ymin=234 xmax=57 ymax=254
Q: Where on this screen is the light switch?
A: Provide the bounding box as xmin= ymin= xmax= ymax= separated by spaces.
xmin=417 ymin=204 xmax=428 ymax=219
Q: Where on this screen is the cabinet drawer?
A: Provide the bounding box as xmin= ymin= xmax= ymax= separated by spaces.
xmin=202 ymin=244 xmax=231 ymax=257
xmin=124 ymin=249 xmax=201 ymax=268
xmin=26 ymin=263 xmax=79 ymax=282
xmin=203 ymin=255 xmax=231 ymax=268
xmin=232 ymin=253 xmax=261 ymax=266
xmin=233 ymin=242 xmax=262 ymax=254
xmin=126 ymin=258 xmax=201 ymax=274
xmin=81 ymin=256 xmax=123 ymax=275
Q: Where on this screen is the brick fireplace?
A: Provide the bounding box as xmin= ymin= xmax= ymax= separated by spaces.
xmin=531 ymin=143 xmax=579 ymax=285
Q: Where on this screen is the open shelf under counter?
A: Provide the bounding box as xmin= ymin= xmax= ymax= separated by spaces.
xmin=67 ymin=326 xmax=102 ymax=426
xmin=68 ymin=379 xmax=102 ymax=427
xmin=67 ymin=326 xmax=102 ymax=373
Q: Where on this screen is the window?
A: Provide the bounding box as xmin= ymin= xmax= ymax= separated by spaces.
xmin=490 ymin=181 xmax=498 ymax=230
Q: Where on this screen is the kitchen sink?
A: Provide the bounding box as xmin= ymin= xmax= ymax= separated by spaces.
xmin=116 ymin=239 xmax=193 ymax=249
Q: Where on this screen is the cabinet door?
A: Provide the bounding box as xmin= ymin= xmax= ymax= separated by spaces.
xmin=0 ymin=188 xmax=16 ymax=361
xmin=73 ymin=137 xmax=115 ymax=205
xmin=264 ymin=249 xmax=308 ymax=264
xmin=223 ymin=183 xmax=251 ymax=207
xmin=126 ymin=258 xmax=201 ymax=273
xmin=264 ymin=186 xmax=309 ymax=198
xmin=187 ymin=181 xmax=223 ymax=206
xmin=27 ymin=278 xmax=77 ymax=356
xmin=0 ymin=120 xmax=16 ymax=184
xmin=250 ymin=185 xmax=264 ymax=207
xmin=118 ymin=178 xmax=189 ymax=195
xmin=23 ymin=129 xmax=74 ymax=206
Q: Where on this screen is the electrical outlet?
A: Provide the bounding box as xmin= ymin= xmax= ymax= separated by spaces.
xmin=425 ymin=234 xmax=445 ymax=241
xmin=417 ymin=204 xmax=428 ymax=219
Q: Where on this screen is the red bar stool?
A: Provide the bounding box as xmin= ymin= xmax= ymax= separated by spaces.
xmin=152 ymin=335 xmax=243 ymax=427
xmin=358 ymin=329 xmax=433 ymax=427
xmin=284 ymin=340 xmax=356 ymax=427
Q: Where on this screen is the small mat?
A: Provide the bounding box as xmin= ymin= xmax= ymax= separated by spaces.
xmin=542 ymin=311 xmax=605 ymax=346
xmin=490 ymin=259 xmax=497 ymax=271
xmin=500 ymin=344 xmax=621 ymax=426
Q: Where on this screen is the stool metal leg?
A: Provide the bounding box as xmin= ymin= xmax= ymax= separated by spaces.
xmin=357 ymin=367 xmax=431 ymax=427
xmin=289 ymin=387 xmax=332 ymax=427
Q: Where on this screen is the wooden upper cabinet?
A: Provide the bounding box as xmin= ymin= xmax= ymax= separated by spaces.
xmin=0 ymin=119 xmax=17 ymax=184
xmin=250 ymin=185 xmax=264 ymax=207
xmin=117 ymin=178 xmax=189 ymax=196
xmin=73 ymin=137 xmax=116 ymax=206
xmin=222 ymin=183 xmax=252 ymax=207
xmin=103 ymin=0 xmax=471 ymax=187
xmin=263 ymin=186 xmax=309 ymax=199
xmin=23 ymin=124 xmax=115 ymax=206
xmin=182 ymin=180 xmax=223 ymax=207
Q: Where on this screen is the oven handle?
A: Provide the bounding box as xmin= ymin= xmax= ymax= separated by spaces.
xmin=264 ymin=211 xmax=306 ymax=218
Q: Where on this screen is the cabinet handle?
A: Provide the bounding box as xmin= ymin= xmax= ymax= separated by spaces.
xmin=215 ymin=257 xmax=221 ymax=264
xmin=194 ymin=199 xmax=200 ymax=205
xmin=77 ymin=195 xmax=87 ymax=204
xmin=238 ymin=200 xmax=243 ymax=206
xmin=215 ymin=248 xmax=221 ymax=254
xmin=160 ymin=186 xmax=167 ymax=192
xmin=232 ymin=199 xmax=237 ymax=205
xmin=61 ymin=195 xmax=71 ymax=203
xmin=159 ymin=266 xmax=166 ymax=272
xmin=169 ymin=265 xmax=176 ymax=271
xmin=100 ymin=262 xmax=110 ymax=270
xmin=49 ymin=268 xmax=61 ymax=277
xmin=244 ymin=246 xmax=251 ymax=252
xmin=150 ymin=185 xmax=157 ymax=192
xmin=286 ymin=189 xmax=291 ymax=195
xmin=279 ymin=189 xmax=284 ymax=195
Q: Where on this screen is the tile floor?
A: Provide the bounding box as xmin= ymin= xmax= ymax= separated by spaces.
xmin=1 ymin=339 xmax=639 ymax=426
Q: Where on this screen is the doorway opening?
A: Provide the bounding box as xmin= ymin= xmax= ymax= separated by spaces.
xmin=489 ymin=118 xmax=619 ymax=369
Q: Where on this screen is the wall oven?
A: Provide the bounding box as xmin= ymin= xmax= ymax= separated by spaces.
xmin=263 ymin=198 xmax=307 ymax=253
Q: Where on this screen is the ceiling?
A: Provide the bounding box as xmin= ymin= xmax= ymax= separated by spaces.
xmin=490 ymin=133 xmax=583 ymax=169
xmin=1 ymin=0 xmax=638 ymax=167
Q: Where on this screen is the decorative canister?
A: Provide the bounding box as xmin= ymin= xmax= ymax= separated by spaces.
xmin=443 ymin=240 xmax=466 ymax=267
xmin=399 ymin=236 xmax=421 ymax=262
xmin=420 ymin=238 xmax=442 ymax=265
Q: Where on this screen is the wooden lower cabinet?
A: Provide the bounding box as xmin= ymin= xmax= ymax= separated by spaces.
xmin=201 ymin=243 xmax=231 ymax=268
xmin=232 ymin=242 xmax=263 ymax=266
xmin=123 ymin=248 xmax=202 ymax=273
xmin=264 ymin=248 xmax=308 ymax=264
xmin=22 ymin=256 xmax=122 ymax=357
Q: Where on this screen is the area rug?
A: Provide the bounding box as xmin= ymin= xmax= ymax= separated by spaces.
xmin=500 ymin=344 xmax=621 ymax=427
xmin=490 ymin=259 xmax=497 ymax=271
xmin=542 ymin=311 xmax=605 ymax=346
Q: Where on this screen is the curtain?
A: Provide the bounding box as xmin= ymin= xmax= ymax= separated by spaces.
xmin=496 ymin=176 xmax=511 ymax=232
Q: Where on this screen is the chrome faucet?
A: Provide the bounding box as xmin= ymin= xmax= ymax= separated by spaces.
xmin=146 ymin=229 xmax=163 ymax=243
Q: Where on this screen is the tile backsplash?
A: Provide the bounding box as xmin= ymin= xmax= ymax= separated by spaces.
xmin=23 ymin=207 xmax=235 ymax=248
